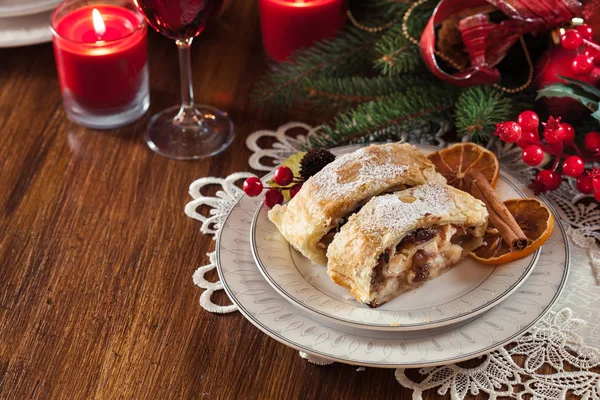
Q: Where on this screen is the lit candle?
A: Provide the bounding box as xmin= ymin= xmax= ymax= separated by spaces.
xmin=259 ymin=0 xmax=346 ymax=62
xmin=51 ymin=1 xmax=149 ymax=128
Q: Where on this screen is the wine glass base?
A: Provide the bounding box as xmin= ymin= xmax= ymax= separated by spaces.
xmin=145 ymin=105 xmax=234 ymax=160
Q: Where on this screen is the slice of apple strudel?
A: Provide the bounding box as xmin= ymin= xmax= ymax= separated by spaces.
xmin=268 ymin=143 xmax=445 ymax=265
xmin=326 ymin=182 xmax=488 ymax=307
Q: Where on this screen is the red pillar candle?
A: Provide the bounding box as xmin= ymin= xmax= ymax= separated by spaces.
xmin=51 ymin=4 xmax=147 ymax=112
xmin=260 ymin=0 xmax=346 ymax=62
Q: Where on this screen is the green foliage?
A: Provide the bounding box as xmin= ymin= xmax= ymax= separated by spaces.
xmin=303 ymin=74 xmax=439 ymax=109
xmin=252 ymin=27 xmax=380 ymax=113
xmin=454 ymin=86 xmax=515 ymax=141
xmin=374 ymin=25 xmax=422 ymax=75
xmin=309 ymin=82 xmax=459 ymax=148
xmin=537 ymin=76 xmax=600 ymax=121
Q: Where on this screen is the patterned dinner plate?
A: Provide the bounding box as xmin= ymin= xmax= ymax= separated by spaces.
xmin=0 ymin=0 xmax=59 ymax=18
xmin=0 ymin=11 xmax=52 ymax=48
xmin=251 ymin=145 xmax=541 ymax=331
xmin=216 ymin=145 xmax=569 ymax=367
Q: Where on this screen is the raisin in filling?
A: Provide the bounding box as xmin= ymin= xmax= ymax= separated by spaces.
xmin=397 ymin=227 xmax=440 ymax=248
xmin=370 ymin=225 xmax=479 ymax=293
xmin=412 ymin=250 xmax=432 ymax=282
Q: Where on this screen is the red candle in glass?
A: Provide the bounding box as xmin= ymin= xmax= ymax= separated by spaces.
xmin=52 ymin=5 xmax=147 ymax=111
xmin=259 ymin=0 xmax=346 ymax=62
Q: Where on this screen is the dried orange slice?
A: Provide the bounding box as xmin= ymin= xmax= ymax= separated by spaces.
xmin=428 ymin=143 xmax=499 ymax=190
xmin=471 ymin=198 xmax=554 ymax=265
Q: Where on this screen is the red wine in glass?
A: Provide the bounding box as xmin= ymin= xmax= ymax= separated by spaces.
xmin=134 ymin=0 xmax=234 ymax=160
xmin=136 ymin=0 xmax=224 ymax=39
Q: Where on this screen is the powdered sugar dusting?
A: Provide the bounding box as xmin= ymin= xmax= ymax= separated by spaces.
xmin=310 ymin=146 xmax=409 ymax=200
xmin=361 ymin=183 xmax=452 ymax=233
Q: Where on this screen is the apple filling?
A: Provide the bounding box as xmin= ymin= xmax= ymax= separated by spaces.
xmin=368 ymin=224 xmax=483 ymax=307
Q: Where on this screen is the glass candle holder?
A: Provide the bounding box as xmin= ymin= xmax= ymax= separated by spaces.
xmin=259 ymin=0 xmax=346 ymax=62
xmin=51 ymin=0 xmax=149 ymax=129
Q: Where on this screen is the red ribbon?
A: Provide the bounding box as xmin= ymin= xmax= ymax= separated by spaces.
xmin=419 ymin=0 xmax=582 ymax=87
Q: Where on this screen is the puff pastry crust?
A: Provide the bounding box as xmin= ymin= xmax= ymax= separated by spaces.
xmin=326 ymin=182 xmax=488 ymax=307
xmin=268 ymin=143 xmax=445 ymax=265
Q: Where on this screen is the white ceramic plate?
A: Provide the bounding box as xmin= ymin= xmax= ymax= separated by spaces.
xmin=216 ymin=147 xmax=569 ymax=368
xmin=0 ymin=0 xmax=59 ymax=18
xmin=0 ymin=11 xmax=52 ymax=48
xmin=251 ymin=145 xmax=540 ymax=331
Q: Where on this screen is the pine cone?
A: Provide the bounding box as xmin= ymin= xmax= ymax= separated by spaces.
xmin=299 ymin=149 xmax=336 ymax=180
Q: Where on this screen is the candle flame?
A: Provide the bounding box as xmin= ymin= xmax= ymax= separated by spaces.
xmin=92 ymin=8 xmax=106 ymax=37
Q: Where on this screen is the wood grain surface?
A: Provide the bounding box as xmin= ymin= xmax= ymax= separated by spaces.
xmin=0 ymin=2 xmax=596 ymax=399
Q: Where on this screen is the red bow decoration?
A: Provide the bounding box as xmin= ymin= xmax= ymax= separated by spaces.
xmin=420 ymin=0 xmax=583 ymax=87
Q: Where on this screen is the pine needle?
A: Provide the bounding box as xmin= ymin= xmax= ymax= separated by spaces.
xmin=454 ymin=86 xmax=514 ymax=141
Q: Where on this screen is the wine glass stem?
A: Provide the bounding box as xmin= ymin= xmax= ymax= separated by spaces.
xmin=175 ymin=38 xmax=196 ymax=119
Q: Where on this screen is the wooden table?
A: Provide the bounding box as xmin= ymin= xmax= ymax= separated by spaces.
xmin=2 ymin=2 xmax=594 ymax=399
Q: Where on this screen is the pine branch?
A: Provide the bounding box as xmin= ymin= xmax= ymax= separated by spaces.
xmin=375 ymin=25 xmax=422 ymax=75
xmin=253 ymin=27 xmax=380 ymax=113
xmin=374 ymin=7 xmax=432 ymax=75
xmin=454 ymin=86 xmax=514 ymax=142
xmin=308 ymin=83 xmax=459 ymax=148
xmin=302 ymin=74 xmax=438 ymax=109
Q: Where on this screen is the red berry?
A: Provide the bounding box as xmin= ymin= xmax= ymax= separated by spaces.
xmin=517 ymin=130 xmax=540 ymax=148
xmin=561 ymin=29 xmax=583 ymax=49
xmin=576 ymin=173 xmax=593 ymax=194
xmin=521 ymin=145 xmax=544 ymax=166
xmin=560 ymin=123 xmax=575 ymax=143
xmin=584 ymin=132 xmax=600 ymax=152
xmin=494 ymin=121 xmax=522 ymax=143
xmin=243 ymin=177 xmax=263 ymax=197
xmin=584 ymin=48 xmax=600 ymax=61
xmin=290 ymin=183 xmax=302 ymax=198
xmin=273 ymin=166 xmax=294 ymax=186
xmin=562 ymin=156 xmax=585 ymax=177
xmin=543 ymin=142 xmax=564 ymax=156
xmin=594 ymin=177 xmax=600 ymax=193
xmin=576 ymin=24 xmax=594 ymax=41
xmin=537 ymin=170 xmax=562 ymax=190
xmin=571 ymin=55 xmax=594 ymax=74
xmin=517 ymin=111 xmax=539 ymax=131
xmin=264 ymin=189 xmax=284 ymax=208
xmin=544 ymin=125 xmax=566 ymax=144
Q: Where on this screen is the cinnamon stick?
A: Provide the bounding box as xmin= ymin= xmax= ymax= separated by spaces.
xmin=464 ymin=170 xmax=528 ymax=251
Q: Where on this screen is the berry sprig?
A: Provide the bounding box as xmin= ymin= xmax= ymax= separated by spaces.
xmin=494 ymin=110 xmax=600 ymax=199
xmin=243 ymin=166 xmax=303 ymax=207
xmin=560 ymin=24 xmax=600 ymax=75
xmin=242 ymin=148 xmax=336 ymax=208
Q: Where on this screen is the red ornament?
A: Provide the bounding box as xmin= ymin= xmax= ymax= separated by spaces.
xmin=290 ymin=183 xmax=302 ymax=198
xmin=522 ymin=145 xmax=544 ymax=166
xmin=584 ymin=132 xmax=600 ymax=152
xmin=561 ymin=29 xmax=583 ymax=49
xmin=243 ymin=177 xmax=263 ymax=197
xmin=273 ymin=166 xmax=294 ymax=186
xmin=562 ymin=156 xmax=585 ymax=177
xmin=535 ymin=47 xmax=600 ymax=117
xmin=594 ymin=190 xmax=600 ymax=202
xmin=264 ymin=188 xmax=284 ymax=208
xmin=517 ymin=130 xmax=540 ymax=148
xmin=494 ymin=121 xmax=522 ymax=143
xmin=560 ymin=123 xmax=575 ymax=143
xmin=517 ymin=110 xmax=540 ymax=131
xmin=576 ymin=173 xmax=594 ymax=194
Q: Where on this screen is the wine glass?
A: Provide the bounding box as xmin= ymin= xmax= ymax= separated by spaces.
xmin=134 ymin=0 xmax=234 ymax=159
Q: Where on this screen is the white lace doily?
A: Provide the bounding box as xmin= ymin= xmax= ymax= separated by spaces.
xmin=185 ymin=122 xmax=600 ymax=399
